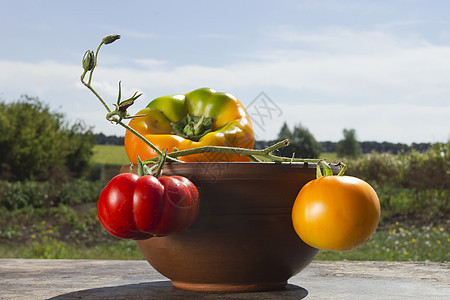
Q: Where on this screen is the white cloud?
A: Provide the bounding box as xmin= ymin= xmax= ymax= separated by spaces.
xmin=0 ymin=60 xmax=79 ymax=94
xmin=258 ymin=103 xmax=450 ymax=143
xmin=132 ymin=58 xmax=168 ymax=68
xmin=91 ymin=40 xmax=450 ymax=106
xmin=0 ymin=26 xmax=449 ymax=142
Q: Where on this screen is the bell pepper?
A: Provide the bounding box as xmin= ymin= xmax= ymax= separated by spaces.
xmin=124 ymin=88 xmax=255 ymax=163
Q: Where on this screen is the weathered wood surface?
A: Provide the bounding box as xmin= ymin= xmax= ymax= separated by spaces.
xmin=0 ymin=259 xmax=448 ymax=299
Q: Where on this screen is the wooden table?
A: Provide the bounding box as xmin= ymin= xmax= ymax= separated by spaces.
xmin=0 ymin=259 xmax=448 ymax=299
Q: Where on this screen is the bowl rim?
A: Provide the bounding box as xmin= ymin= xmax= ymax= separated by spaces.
xmin=121 ymin=161 xmax=341 ymax=182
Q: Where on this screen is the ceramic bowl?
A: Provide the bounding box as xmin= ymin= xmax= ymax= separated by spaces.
xmin=121 ymin=162 xmax=322 ymax=292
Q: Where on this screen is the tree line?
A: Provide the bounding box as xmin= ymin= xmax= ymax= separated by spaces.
xmin=97 ymin=122 xmax=435 ymax=158
xmin=255 ymin=124 xmax=434 ymax=158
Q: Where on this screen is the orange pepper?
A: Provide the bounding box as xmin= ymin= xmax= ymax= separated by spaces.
xmin=125 ymin=88 xmax=254 ymax=163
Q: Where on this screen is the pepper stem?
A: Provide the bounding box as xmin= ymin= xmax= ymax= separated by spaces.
xmin=171 ymin=113 xmax=213 ymax=141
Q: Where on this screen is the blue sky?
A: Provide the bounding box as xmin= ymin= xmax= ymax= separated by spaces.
xmin=1 ymin=0 xmax=449 ymax=143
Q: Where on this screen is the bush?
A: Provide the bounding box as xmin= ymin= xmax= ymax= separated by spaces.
xmin=401 ymin=143 xmax=449 ymax=190
xmin=347 ymin=142 xmax=449 ymax=190
xmin=346 ymin=152 xmax=401 ymax=185
xmin=0 ymin=96 xmax=95 ymax=181
xmin=345 ymin=142 xmax=449 ymax=222
xmin=374 ymin=186 xmax=448 ymax=221
xmin=0 ymin=179 xmax=103 ymax=210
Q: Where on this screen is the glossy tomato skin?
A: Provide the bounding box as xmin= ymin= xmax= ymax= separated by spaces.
xmin=98 ymin=173 xmax=200 ymax=240
xmin=132 ymin=176 xmax=165 ymax=234
xmin=292 ymin=176 xmax=380 ymax=252
xmin=98 ymin=173 xmax=152 ymax=240
xmin=150 ymin=176 xmax=200 ymax=236
xmin=170 ymin=175 xmax=201 ymax=232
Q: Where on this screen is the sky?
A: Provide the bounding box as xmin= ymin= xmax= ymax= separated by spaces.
xmin=0 ymin=0 xmax=449 ymax=144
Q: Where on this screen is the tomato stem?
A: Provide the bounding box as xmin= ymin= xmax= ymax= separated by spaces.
xmin=81 ymin=35 xmax=325 ymax=166
xmin=316 ymin=162 xmax=323 ymax=178
xmin=337 ymin=162 xmax=347 ymax=176
xmin=142 ymin=139 xmax=319 ymax=164
xmin=316 ymin=160 xmax=347 ymax=178
xmin=80 ymin=35 xmax=183 ymax=164
xmin=153 ymin=149 xmax=168 ymax=177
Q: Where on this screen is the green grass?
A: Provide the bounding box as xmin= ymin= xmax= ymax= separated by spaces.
xmin=0 ymin=204 xmax=143 ymax=260
xmin=316 ymin=222 xmax=449 ymax=262
xmin=0 ymin=204 xmax=448 ymax=261
xmin=319 ymin=152 xmax=338 ymax=162
xmin=1 ymin=223 xmax=448 ymax=261
xmin=92 ymin=145 xmax=129 ymax=165
xmin=0 ymin=239 xmax=143 ymax=260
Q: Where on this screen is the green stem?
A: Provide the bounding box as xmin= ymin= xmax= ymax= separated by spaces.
xmin=315 ymin=160 xmax=346 ymax=178
xmin=194 ymin=115 xmax=205 ymax=131
xmin=143 ymin=139 xmax=319 ymax=164
xmin=88 ymin=41 xmax=104 ymax=86
xmin=80 ymin=36 xmax=178 ymax=163
xmin=337 ymin=162 xmax=347 ymax=176
xmin=153 ymin=150 xmax=168 ymax=177
xmin=316 ymin=162 xmax=323 ymax=178
xmin=81 ymin=79 xmax=111 ymax=113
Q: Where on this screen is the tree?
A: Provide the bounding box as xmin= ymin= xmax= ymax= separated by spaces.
xmin=64 ymin=122 xmax=96 ymax=177
xmin=0 ymin=96 xmax=95 ymax=181
xmin=337 ymin=128 xmax=361 ymax=158
xmin=275 ymin=123 xmax=321 ymax=159
xmin=277 ymin=122 xmax=292 ymax=140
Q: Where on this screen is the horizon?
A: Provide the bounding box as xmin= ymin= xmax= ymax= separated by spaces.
xmin=94 ymin=128 xmax=442 ymax=146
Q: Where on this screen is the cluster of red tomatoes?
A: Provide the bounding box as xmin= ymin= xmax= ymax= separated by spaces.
xmin=97 ymin=173 xmax=200 ymax=240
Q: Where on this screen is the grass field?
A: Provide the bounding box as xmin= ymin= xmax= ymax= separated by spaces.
xmin=319 ymin=152 xmax=338 ymax=162
xmin=0 ymin=203 xmax=447 ymax=261
xmin=92 ymin=145 xmax=129 ymax=165
xmin=0 ymin=222 xmax=447 ymax=261
xmin=316 ymin=222 xmax=449 ymax=261
xmin=1 ymin=226 xmax=448 ymax=262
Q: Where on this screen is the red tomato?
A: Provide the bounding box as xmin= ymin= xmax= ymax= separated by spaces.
xmin=97 ymin=173 xmax=200 ymax=240
xmin=292 ymin=175 xmax=380 ymax=251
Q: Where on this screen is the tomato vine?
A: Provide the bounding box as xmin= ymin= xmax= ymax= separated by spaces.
xmin=80 ymin=34 xmax=321 ymax=165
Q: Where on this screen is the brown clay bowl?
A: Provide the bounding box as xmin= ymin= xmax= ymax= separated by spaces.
xmin=120 ymin=162 xmax=323 ymax=293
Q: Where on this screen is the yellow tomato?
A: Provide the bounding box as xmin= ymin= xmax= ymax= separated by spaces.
xmin=292 ymin=176 xmax=380 ymax=251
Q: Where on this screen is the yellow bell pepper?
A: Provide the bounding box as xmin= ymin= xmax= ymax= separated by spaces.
xmin=124 ymin=88 xmax=255 ymax=162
